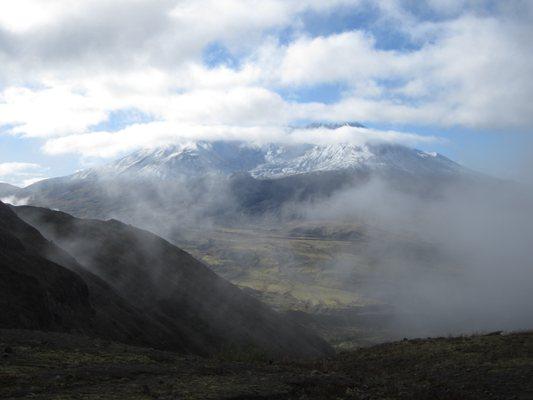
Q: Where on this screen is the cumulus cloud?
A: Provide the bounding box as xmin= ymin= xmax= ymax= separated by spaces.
xmin=43 ymin=121 xmax=438 ymax=158
xmin=264 ymin=13 xmax=533 ymax=128
xmin=0 ymin=162 xmax=46 ymax=186
xmin=0 ymin=162 xmax=40 ymax=176
xmin=0 ymin=86 xmax=108 ymax=137
xmin=0 ymin=0 xmax=531 ymax=159
xmin=0 ymin=0 xmax=68 ymax=33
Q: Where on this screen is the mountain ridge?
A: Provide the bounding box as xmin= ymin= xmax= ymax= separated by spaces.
xmin=3 ymin=137 xmax=487 ymax=226
xmin=0 ymin=182 xmax=20 ymax=198
xmin=70 ymin=140 xmax=465 ymax=182
xmin=13 ymin=204 xmax=333 ymax=358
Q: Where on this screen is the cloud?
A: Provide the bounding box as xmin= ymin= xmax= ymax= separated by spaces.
xmin=0 ymin=0 xmax=361 ymax=81
xmin=0 ymin=0 xmax=68 ymax=33
xmin=264 ymin=12 xmax=533 ymax=129
xmin=0 ymin=0 xmax=532 ymax=161
xmin=43 ymin=121 xmax=437 ymax=158
xmin=0 ymin=162 xmax=47 ymax=186
xmin=0 ymin=162 xmax=40 ymax=176
xmin=0 ymin=86 xmax=108 ymax=137
xmin=277 ymin=31 xmax=397 ymax=86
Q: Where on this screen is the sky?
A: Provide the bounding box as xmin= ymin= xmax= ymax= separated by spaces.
xmin=0 ymin=0 xmax=532 ymax=186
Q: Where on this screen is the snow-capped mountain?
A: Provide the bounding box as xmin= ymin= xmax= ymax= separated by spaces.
xmin=76 ymin=141 xmax=266 ymax=180
xmin=13 ymin=126 xmax=485 ymax=223
xmin=78 ymin=140 xmax=465 ymax=181
xmin=253 ymin=143 xmax=463 ymax=178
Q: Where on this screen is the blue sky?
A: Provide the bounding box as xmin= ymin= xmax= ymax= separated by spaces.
xmin=0 ymin=0 xmax=532 ymax=186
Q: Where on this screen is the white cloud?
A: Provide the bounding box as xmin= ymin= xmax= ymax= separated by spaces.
xmin=0 ymin=162 xmax=41 ymax=176
xmin=278 ymin=31 xmax=398 ymax=85
xmin=266 ymin=13 xmax=533 ymax=129
xmin=0 ymin=0 xmax=69 ymax=33
xmin=0 ymin=86 xmax=108 ymax=137
xmin=0 ymin=162 xmax=46 ymax=187
xmin=0 ymin=0 xmax=361 ymax=81
xmin=0 ymin=0 xmax=531 ymax=161
xmin=43 ymin=121 xmax=437 ymax=158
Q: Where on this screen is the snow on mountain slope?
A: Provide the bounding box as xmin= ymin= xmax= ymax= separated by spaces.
xmin=75 ymin=141 xmax=267 ymax=180
xmin=78 ymin=139 xmax=464 ymax=181
xmin=63 ymin=122 xmax=465 ymax=181
xmin=252 ymin=143 xmax=374 ymax=178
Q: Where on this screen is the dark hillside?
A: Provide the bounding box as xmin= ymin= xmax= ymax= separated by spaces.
xmin=0 ymin=201 xmax=183 ymax=349
xmin=15 ymin=205 xmax=332 ymax=358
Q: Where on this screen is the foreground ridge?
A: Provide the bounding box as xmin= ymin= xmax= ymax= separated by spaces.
xmin=1 ymin=329 xmax=532 ymax=399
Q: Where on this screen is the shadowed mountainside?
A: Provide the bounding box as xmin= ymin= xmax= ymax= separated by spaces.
xmin=14 ymin=205 xmax=332 ymax=358
xmin=0 ymin=200 xmax=177 ymax=348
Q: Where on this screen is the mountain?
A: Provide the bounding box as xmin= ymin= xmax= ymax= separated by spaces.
xmin=10 ymin=136 xmax=475 ymax=222
xmin=13 ymin=204 xmax=332 ymax=358
xmin=0 ymin=200 xmax=176 ymax=347
xmin=71 ymin=140 xmax=465 ymax=181
xmin=0 ymin=182 xmax=20 ymax=198
xmin=0 ymin=198 xmax=331 ymax=357
xmin=253 ymin=142 xmax=464 ymax=179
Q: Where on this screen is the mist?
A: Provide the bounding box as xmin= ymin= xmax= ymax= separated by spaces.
xmin=115 ymin=169 xmax=533 ymax=339
xmin=298 ymin=174 xmax=533 ymax=337
xmin=20 ymin=152 xmax=533 ymax=342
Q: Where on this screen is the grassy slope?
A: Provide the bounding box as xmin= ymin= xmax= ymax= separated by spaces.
xmin=1 ymin=329 xmax=532 ymax=400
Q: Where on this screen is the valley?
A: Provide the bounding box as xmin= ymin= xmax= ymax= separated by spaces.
xmin=175 ymin=225 xmax=372 ymax=310
xmin=1 ymin=137 xmax=532 ymax=397
xmin=2 ymin=138 xmax=526 ymax=351
xmin=169 ymin=221 xmax=453 ymax=349
xmin=2 ymin=2 xmax=532 ymax=398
